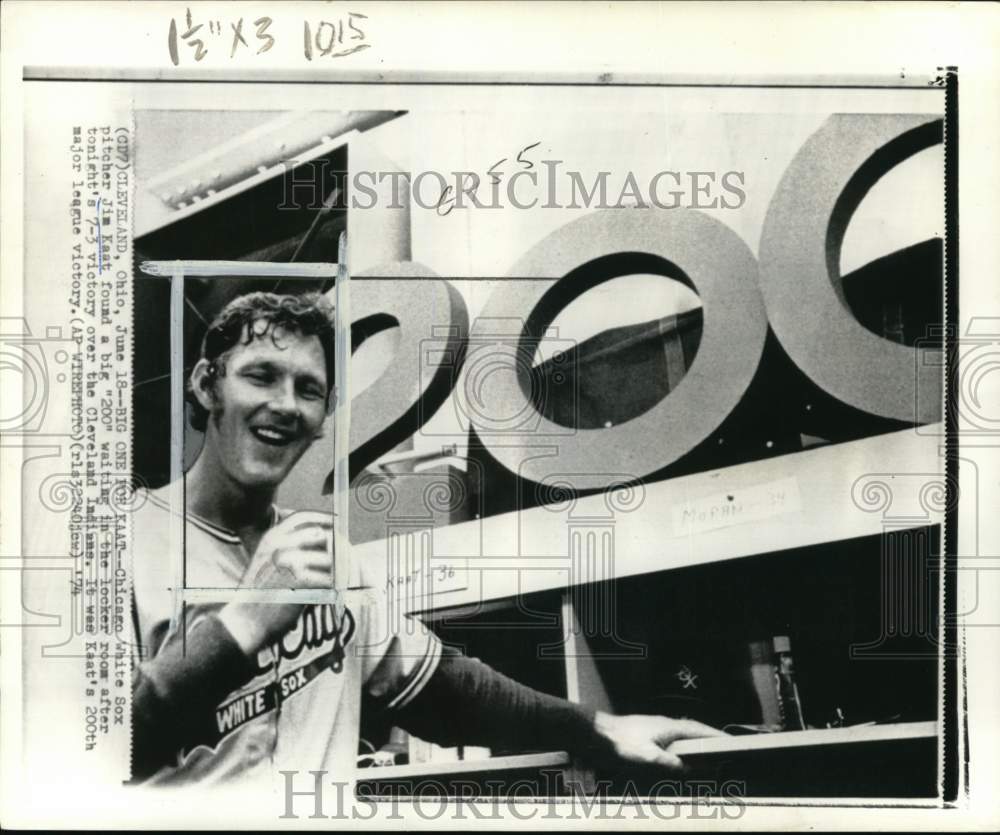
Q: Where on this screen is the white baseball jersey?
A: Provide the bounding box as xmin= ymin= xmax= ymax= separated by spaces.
xmin=132 ymin=489 xmax=441 ymax=787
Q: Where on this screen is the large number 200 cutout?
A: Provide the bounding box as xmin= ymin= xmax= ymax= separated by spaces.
xmin=341 ymin=114 xmax=943 ymax=491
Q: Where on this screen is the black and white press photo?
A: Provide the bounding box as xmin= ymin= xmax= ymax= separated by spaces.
xmin=3 ymin=2 xmax=999 ymax=831
xmin=125 ymin=101 xmax=948 ymax=799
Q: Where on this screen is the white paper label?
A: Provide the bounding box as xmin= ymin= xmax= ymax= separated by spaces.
xmin=672 ymin=477 xmax=802 ymax=536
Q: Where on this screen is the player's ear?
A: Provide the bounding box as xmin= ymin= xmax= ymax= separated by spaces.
xmin=190 ymin=359 xmax=217 ymax=412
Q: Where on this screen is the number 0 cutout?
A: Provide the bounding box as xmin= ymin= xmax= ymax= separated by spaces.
xmin=758 ymin=114 xmax=943 ymax=424
xmin=468 ymin=208 xmax=768 ymax=489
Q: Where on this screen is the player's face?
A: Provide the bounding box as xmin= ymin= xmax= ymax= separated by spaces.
xmin=206 ymin=328 xmax=329 ymax=490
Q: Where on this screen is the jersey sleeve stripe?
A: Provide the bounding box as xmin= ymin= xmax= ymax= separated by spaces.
xmin=385 ymin=631 xmax=443 ymax=711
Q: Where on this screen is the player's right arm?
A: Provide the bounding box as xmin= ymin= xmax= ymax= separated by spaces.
xmin=131 ymin=513 xmax=334 ymax=781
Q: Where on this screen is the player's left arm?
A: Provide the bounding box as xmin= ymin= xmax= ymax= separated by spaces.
xmin=372 ymin=645 xmax=724 ymax=770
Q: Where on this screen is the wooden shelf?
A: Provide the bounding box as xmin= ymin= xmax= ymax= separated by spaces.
xmin=352 ymin=425 xmax=944 ymax=613
xmin=671 ymin=721 xmax=936 ymax=758
xmin=355 ymin=750 xmax=570 ymax=781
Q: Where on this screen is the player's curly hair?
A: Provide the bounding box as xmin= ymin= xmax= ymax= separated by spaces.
xmin=186 ymin=291 xmax=337 ymax=432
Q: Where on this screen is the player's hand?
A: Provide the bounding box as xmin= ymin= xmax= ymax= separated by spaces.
xmin=592 ymin=711 xmax=726 ymax=771
xmin=218 ymin=512 xmax=334 ymax=657
xmin=241 ymin=511 xmax=334 ymax=590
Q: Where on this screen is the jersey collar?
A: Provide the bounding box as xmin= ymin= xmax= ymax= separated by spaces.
xmin=147 ymin=493 xmax=279 ymax=545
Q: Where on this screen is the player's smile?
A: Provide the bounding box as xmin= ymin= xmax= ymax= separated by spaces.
xmin=249 ymin=423 xmax=297 ymax=446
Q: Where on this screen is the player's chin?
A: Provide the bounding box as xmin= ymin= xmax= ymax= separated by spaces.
xmin=240 ymin=458 xmax=294 ymax=488
xmin=237 ymin=468 xmax=285 ymax=490
xmin=244 ymin=448 xmax=308 ymax=486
